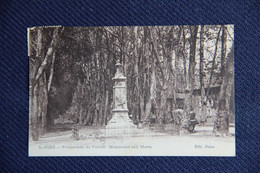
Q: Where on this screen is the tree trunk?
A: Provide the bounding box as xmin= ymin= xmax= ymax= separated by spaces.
xmin=206 ymin=27 xmax=222 ymax=97
xmin=183 ymin=26 xmax=198 ymax=134
xmin=182 ymin=28 xmax=187 ymax=91
xmin=199 ymin=25 xmax=207 ymax=123
xmin=103 ymin=90 xmax=109 ymax=125
xmin=188 ymin=26 xmax=198 ymax=111
xmin=31 ymin=82 xmax=39 ymax=141
xmin=214 ymin=30 xmax=232 ymax=137
xmin=32 ymin=28 xmax=60 ymax=89
xmin=133 ymin=27 xmax=141 ymax=123
xmin=29 ymin=28 xmax=44 ymax=140
xmin=40 ymin=73 xmax=48 ymax=135
xmin=185 ymin=26 xmax=198 ymax=111
xmin=143 ymin=62 xmax=156 ymax=122
xmin=150 ymin=27 xmax=168 ymax=124
xmin=47 ymin=51 xmax=56 ymax=92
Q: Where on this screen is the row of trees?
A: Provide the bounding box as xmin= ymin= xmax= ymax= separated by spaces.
xmin=29 ymin=25 xmax=234 ymax=140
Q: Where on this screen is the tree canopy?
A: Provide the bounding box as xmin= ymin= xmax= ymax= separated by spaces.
xmin=28 ymin=25 xmax=234 ymax=140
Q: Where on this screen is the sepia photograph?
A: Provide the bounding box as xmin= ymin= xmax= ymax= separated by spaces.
xmin=28 ymin=25 xmax=235 ymax=156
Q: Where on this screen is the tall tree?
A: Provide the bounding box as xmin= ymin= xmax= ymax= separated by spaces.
xmin=214 ymin=25 xmax=231 ymax=136
xmin=185 ymin=26 xmax=199 ymax=111
xmin=29 ymin=27 xmax=63 ymax=140
xmin=214 ymin=44 xmax=233 ymax=136
xmin=182 ymin=26 xmax=198 ymax=133
xmin=199 ymin=25 xmax=207 ymax=123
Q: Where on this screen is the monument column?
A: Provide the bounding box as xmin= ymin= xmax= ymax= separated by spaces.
xmin=112 ymin=61 xmax=128 ymax=113
xmin=105 ymin=60 xmax=136 ymax=137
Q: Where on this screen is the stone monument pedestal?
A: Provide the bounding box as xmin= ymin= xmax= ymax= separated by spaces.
xmin=105 ymin=110 xmax=138 ymax=137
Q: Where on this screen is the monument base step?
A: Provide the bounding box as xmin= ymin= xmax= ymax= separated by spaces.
xmin=76 ymin=126 xmax=175 ymax=139
xmin=102 ymin=126 xmax=167 ymax=138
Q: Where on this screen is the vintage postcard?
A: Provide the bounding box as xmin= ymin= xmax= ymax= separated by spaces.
xmin=28 ymin=25 xmax=235 ymax=156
